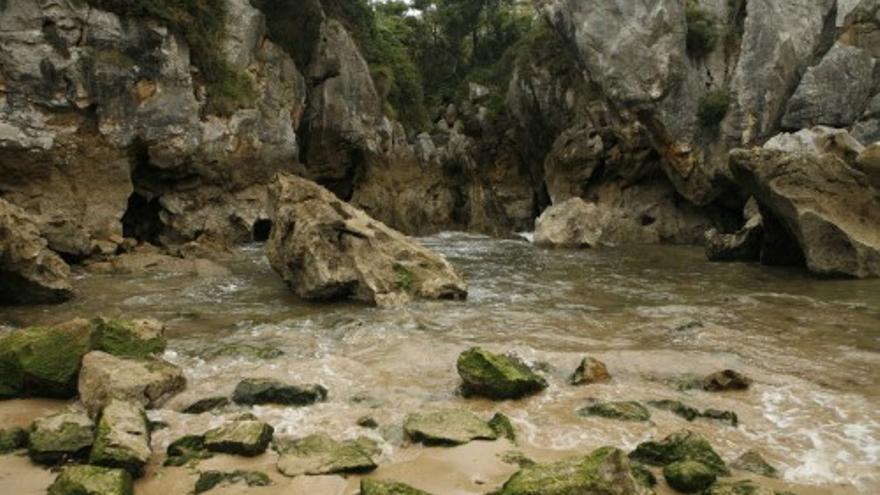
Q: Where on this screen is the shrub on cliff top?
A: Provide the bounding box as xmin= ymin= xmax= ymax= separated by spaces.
xmin=686 ymin=0 xmax=719 ymax=60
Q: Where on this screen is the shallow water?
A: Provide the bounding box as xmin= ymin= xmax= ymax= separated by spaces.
xmin=2 ymin=233 xmax=879 ymax=494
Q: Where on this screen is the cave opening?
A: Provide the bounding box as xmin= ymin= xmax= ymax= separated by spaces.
xmin=252 ymin=219 xmax=273 ymax=242
xmin=122 ymin=192 xmax=162 ymax=244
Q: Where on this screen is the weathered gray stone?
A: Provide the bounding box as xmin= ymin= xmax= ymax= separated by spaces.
xmin=29 ymin=406 xmax=95 ymax=465
xmin=90 ymin=400 xmax=151 ymax=478
xmin=78 ymin=351 xmax=186 ymax=416
xmin=569 ymin=356 xmax=611 ymax=385
xmin=404 ymin=409 xmax=498 ymax=446
xmin=276 ymin=433 xmax=377 ymax=477
xmin=204 ymin=418 xmax=274 ymax=457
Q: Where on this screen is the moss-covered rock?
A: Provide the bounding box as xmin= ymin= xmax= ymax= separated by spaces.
xmin=569 ymin=356 xmax=611 ymax=385
xmin=164 ymin=435 xmax=213 ymax=467
xmin=499 ymin=450 xmax=536 ymax=468
xmin=231 ymin=378 xmax=327 ymax=406
xmin=629 ymin=430 xmax=728 ymax=475
xmin=578 ymin=400 xmax=651 ymax=422
xmin=663 ymin=460 xmax=717 ymax=493
xmin=89 ymin=318 xmax=166 ymax=359
xmin=194 ymin=470 xmax=271 ymax=493
xmin=47 ymin=465 xmax=133 ymax=495
xmin=196 ymin=343 xmax=284 ymax=361
xmin=0 ymin=426 xmax=28 ymax=454
xmin=705 ymin=479 xmax=777 ymax=495
xmin=89 ymin=400 xmax=151 ymax=478
xmin=499 ymin=446 xmax=651 ymax=495
xmin=648 ymin=400 xmax=700 ymax=421
xmin=0 ymin=324 xmax=90 ymax=398
xmin=731 ymin=450 xmax=778 ymax=478
xmin=630 ymin=463 xmax=657 ymax=488
xmin=488 ymin=412 xmax=516 ymax=442
xmin=204 ymin=418 xmax=274 ymax=457
xmin=404 ymin=409 xmax=498 ymax=446
xmin=28 ymin=406 xmax=95 ymax=465
xmin=456 ymin=348 xmax=547 ymax=400
xmin=183 ymin=396 xmax=231 ymax=414
xmin=703 ymin=370 xmax=751 ymax=391
xmin=276 ymin=433 xmax=377 ymax=477
xmin=361 ymin=479 xmax=433 ymax=495
xmin=701 ymin=408 xmax=739 ymax=427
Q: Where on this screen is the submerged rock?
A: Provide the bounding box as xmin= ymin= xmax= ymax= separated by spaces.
xmin=0 ymin=324 xmax=91 ymax=398
xmin=647 ymin=400 xmax=700 ymax=421
xmin=629 ymin=430 xmax=728 ymax=475
xmin=28 ymin=406 xmax=95 ymax=465
xmin=194 ymin=470 xmax=271 ymax=494
xmin=703 ymin=370 xmax=752 ymax=392
xmin=164 ymin=435 xmax=213 ymax=467
xmin=569 ymin=356 xmax=611 ymax=385
xmin=705 ymin=479 xmax=777 ymax=495
xmin=701 ymin=409 xmax=739 ymax=427
xmin=47 ymin=465 xmax=133 ymax=495
xmin=276 ymin=433 xmax=377 ymax=477
xmin=499 ymin=446 xmax=651 ymax=495
xmin=404 ymin=409 xmax=498 ymax=446
xmin=232 ymin=378 xmax=327 ymax=406
xmin=499 ymin=451 xmax=537 ymax=468
xmin=197 ymin=343 xmax=284 ymax=361
xmin=534 ymin=198 xmax=603 ymax=247
xmin=731 ymin=450 xmax=779 ymax=478
xmin=204 ymin=418 xmax=274 ymax=457
xmin=266 ymin=173 xmax=467 ymax=306
xmin=0 ymin=427 xmax=28 ymax=454
xmin=0 ymin=198 xmax=73 ymax=305
xmin=89 ymin=318 xmax=167 ymax=359
xmin=78 ymin=351 xmax=186 ymax=416
xmin=456 ymin=348 xmax=548 ymax=399
xmin=664 ymin=460 xmax=717 ymax=493
xmin=578 ymin=400 xmax=651 ymax=422
xmin=89 ymin=400 xmax=151 ymax=478
xmin=730 ymin=148 xmax=880 ymax=278
xmin=183 ymin=397 xmax=231 ymax=414
xmin=361 ymin=479 xmax=433 ymax=495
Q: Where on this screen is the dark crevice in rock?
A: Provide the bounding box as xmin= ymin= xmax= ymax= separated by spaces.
xmin=252 ymin=219 xmax=272 ymax=242
xmin=122 ymin=193 xmax=162 ymax=244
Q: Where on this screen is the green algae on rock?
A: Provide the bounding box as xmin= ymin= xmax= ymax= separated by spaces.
xmin=165 ymin=435 xmax=213 ymax=467
xmin=183 ymin=396 xmax=231 ymax=414
xmin=705 ymin=479 xmax=779 ymax=495
xmin=404 ymin=409 xmax=498 ymax=446
xmin=0 ymin=324 xmax=90 ymax=398
xmin=629 ymin=430 xmax=728 ymax=475
xmin=499 ymin=446 xmax=651 ymax=495
xmin=232 ymin=378 xmax=327 ymax=406
xmin=47 ymin=465 xmax=133 ymax=495
xmin=276 ymin=433 xmax=377 ymax=477
xmin=196 ymin=343 xmax=285 ymax=361
xmin=647 ymin=399 xmax=700 ymax=421
xmin=578 ymin=400 xmax=651 ymax=422
xmin=488 ymin=412 xmax=517 ymax=442
xmin=89 ymin=400 xmax=151 ymax=478
xmin=630 ymin=463 xmax=657 ymax=488
xmin=456 ymin=348 xmax=547 ymax=399
xmin=194 ymin=470 xmax=271 ymax=493
xmin=701 ymin=408 xmax=739 ymax=427
xmin=569 ymin=356 xmax=611 ymax=385
xmin=663 ymin=460 xmax=717 ymax=493
xmin=28 ymin=406 xmax=95 ymax=465
xmin=499 ymin=450 xmax=536 ymax=468
xmin=0 ymin=426 xmax=28 ymax=454
xmin=361 ymin=479 xmax=433 ymax=495
xmin=204 ymin=418 xmax=274 ymax=457
xmin=89 ymin=318 xmax=167 ymax=359
xmin=731 ymin=450 xmax=779 ymax=478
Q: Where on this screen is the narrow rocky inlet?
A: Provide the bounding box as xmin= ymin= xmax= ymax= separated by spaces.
xmin=1 ymin=1 xmax=879 ymax=495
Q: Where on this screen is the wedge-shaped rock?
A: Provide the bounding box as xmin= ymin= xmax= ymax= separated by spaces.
xmin=730 ymin=148 xmax=880 ymax=278
xmin=569 ymin=356 xmax=611 ymax=385
xmin=500 ymin=446 xmax=652 ymax=495
xmin=266 ymin=174 xmax=467 ymax=306
xmin=0 ymin=323 xmax=91 ymax=398
xmin=629 ymin=430 xmax=728 ymax=475
xmin=47 ymin=465 xmax=133 ymax=495
xmin=78 ymin=351 xmax=186 ymax=416
xmin=89 ymin=318 xmax=167 ymax=359
xmin=29 ymin=405 xmax=95 ymax=465
xmin=404 ymin=409 xmax=498 ymax=446
xmin=457 ymin=348 xmax=547 ymax=399
xmin=0 ymin=198 xmax=73 ymax=305
xmin=90 ymin=400 xmax=151 ymax=478
xmin=204 ymin=418 xmax=274 ymax=457
xmin=361 ymin=479 xmax=433 ymax=495
xmin=232 ymin=378 xmax=327 ymax=406
xmin=276 ymin=433 xmax=377 ymax=477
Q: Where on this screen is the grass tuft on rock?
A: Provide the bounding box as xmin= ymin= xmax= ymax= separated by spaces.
xmin=686 ymin=0 xmax=719 ymax=60
xmin=697 ymin=89 xmax=732 ymax=129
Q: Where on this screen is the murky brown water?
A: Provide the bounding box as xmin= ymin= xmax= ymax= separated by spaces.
xmin=1 ymin=233 xmax=879 ymax=494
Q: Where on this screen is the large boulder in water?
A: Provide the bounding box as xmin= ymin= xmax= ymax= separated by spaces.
xmin=0 ymin=198 xmax=73 ymax=304
xmin=266 ymin=173 xmax=467 ymax=306
xmin=457 ymin=348 xmax=548 ymax=400
xmin=534 ymin=198 xmax=603 ymax=247
xmin=78 ymin=351 xmax=186 ymax=416
xmin=0 ymin=322 xmax=91 ymax=398
xmin=730 ymin=148 xmax=880 ymax=278
xmin=499 ymin=446 xmax=652 ymax=495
